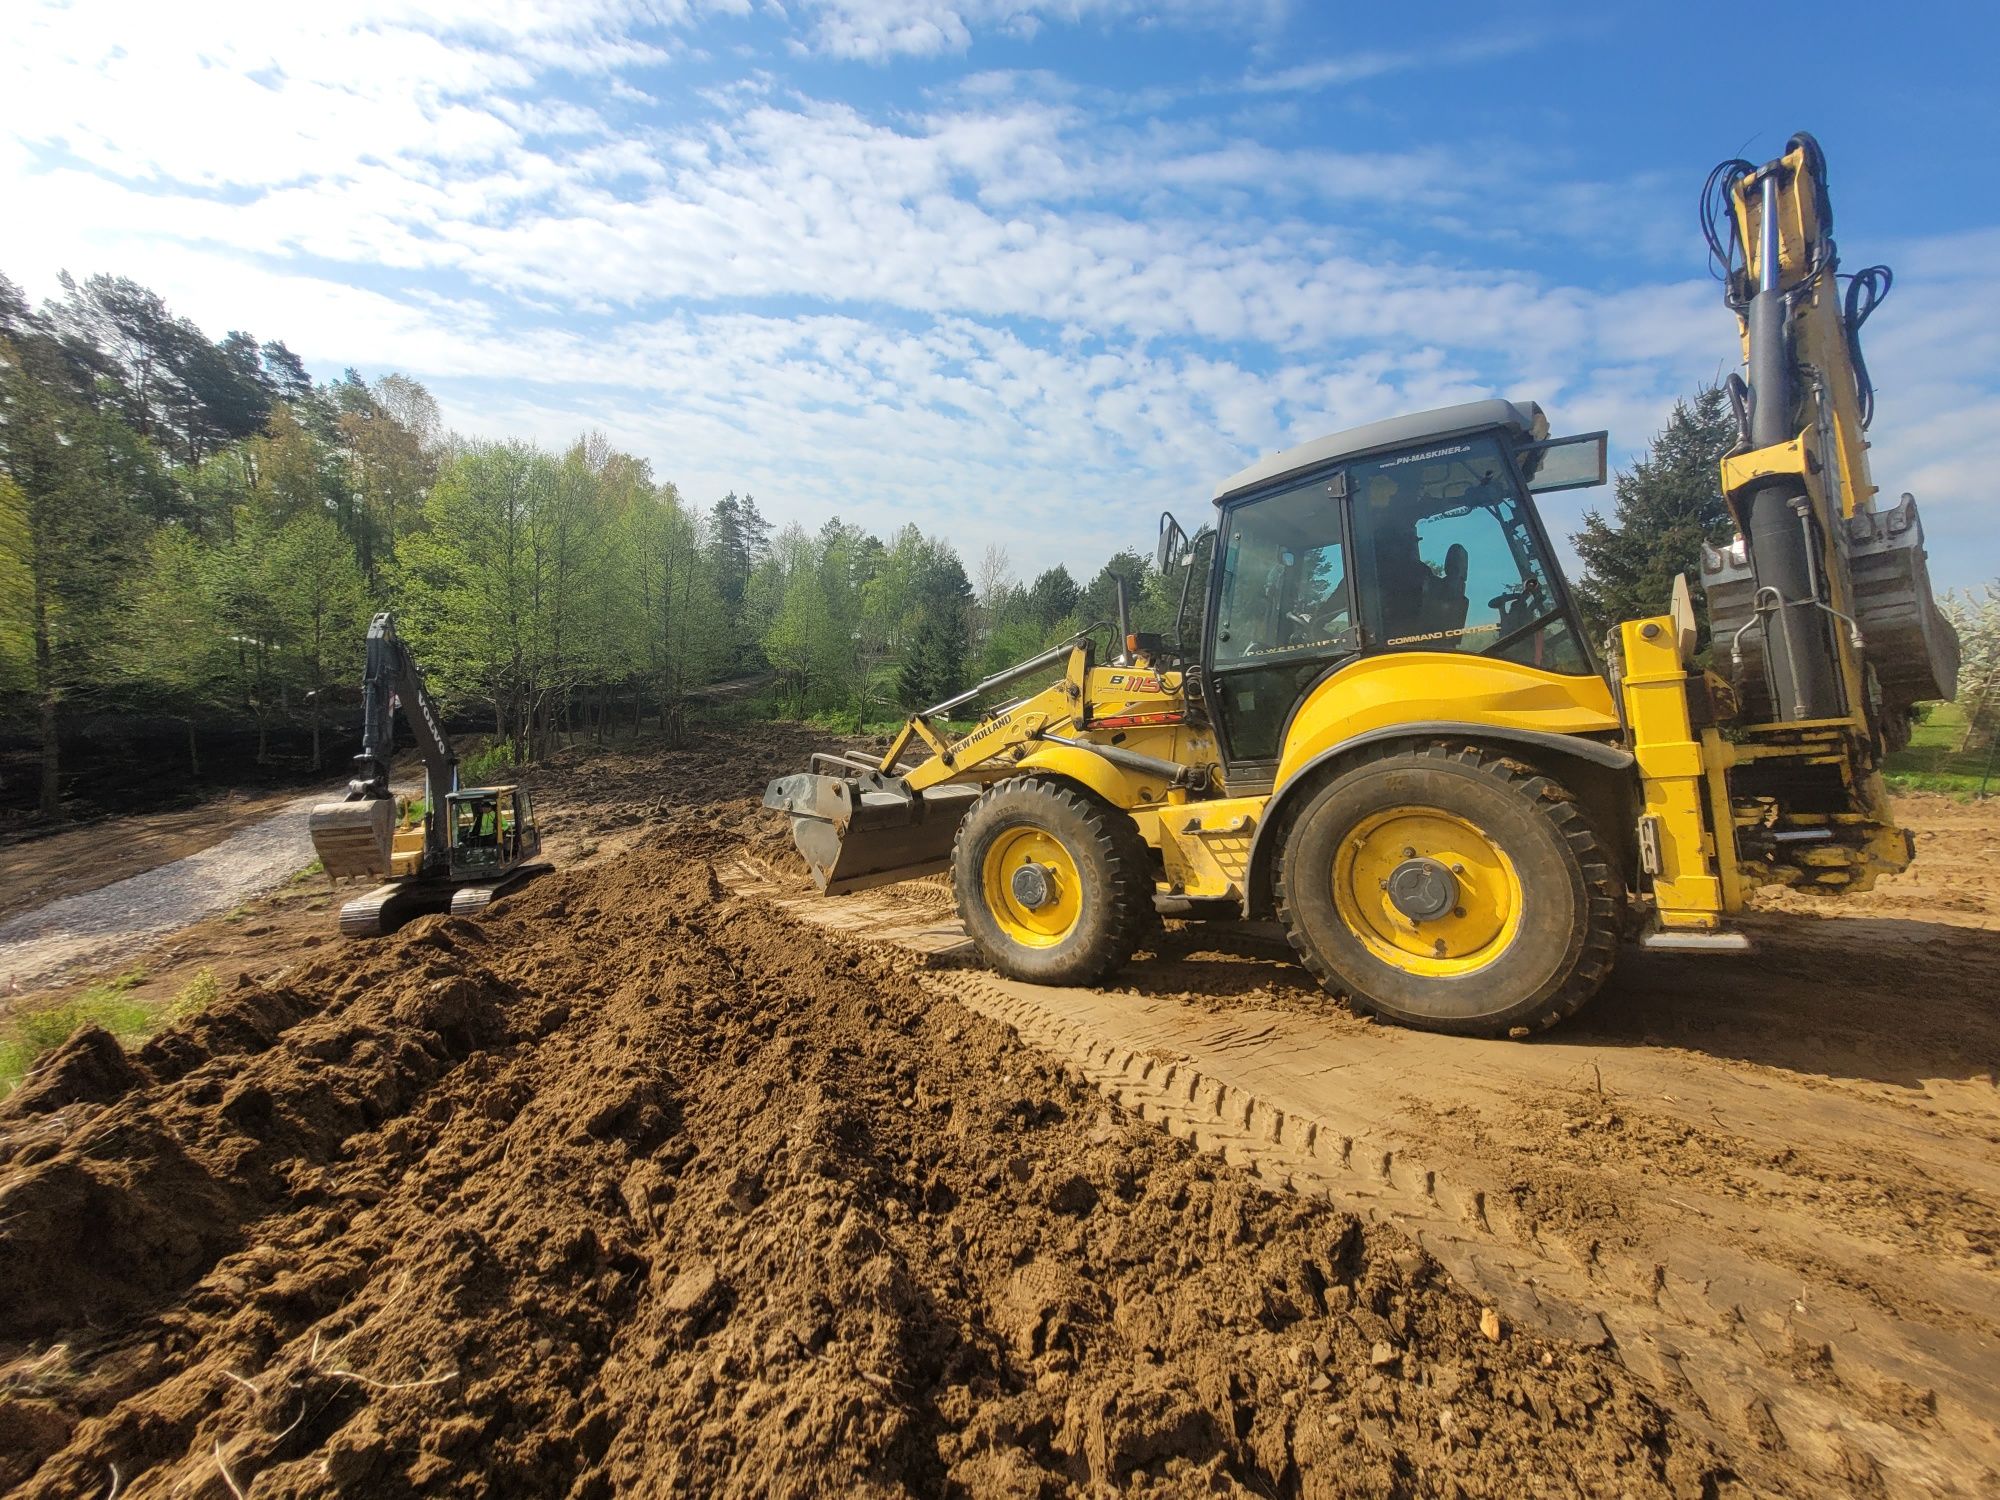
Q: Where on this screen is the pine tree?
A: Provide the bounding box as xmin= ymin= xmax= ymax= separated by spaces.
xmin=1571 ymin=386 xmax=1737 ymax=642
xmin=899 ymin=548 xmax=972 ymax=707
xmin=1027 ymin=566 xmax=1079 ymax=629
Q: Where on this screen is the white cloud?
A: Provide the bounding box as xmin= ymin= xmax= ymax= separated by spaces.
xmin=795 ymin=0 xmax=1271 ymax=61
xmin=1239 ymin=31 xmax=1540 ymax=94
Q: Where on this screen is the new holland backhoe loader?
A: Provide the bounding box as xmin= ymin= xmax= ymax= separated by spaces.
xmin=765 ymin=132 xmax=1958 ymax=1037
xmin=308 ymin=612 xmax=550 ymax=937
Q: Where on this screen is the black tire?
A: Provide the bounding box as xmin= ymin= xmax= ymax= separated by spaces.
xmin=951 ymin=776 xmax=1155 ymax=986
xmin=1274 ymin=743 xmax=1621 ymax=1037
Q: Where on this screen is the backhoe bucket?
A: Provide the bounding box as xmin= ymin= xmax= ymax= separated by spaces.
xmin=309 ymin=797 xmax=395 ymax=880
xmin=763 ymin=773 xmax=980 ymax=895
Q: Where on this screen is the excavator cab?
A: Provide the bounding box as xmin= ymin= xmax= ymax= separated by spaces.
xmin=446 ymin=786 xmax=540 ymax=876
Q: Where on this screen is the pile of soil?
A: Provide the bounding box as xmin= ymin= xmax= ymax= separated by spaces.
xmin=0 ymin=844 xmax=1729 ymax=1496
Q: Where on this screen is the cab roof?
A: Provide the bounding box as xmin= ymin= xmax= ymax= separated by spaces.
xmin=1213 ymin=399 xmax=1547 ymax=504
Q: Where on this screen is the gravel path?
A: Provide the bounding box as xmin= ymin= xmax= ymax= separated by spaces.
xmin=0 ymin=792 xmax=329 ymax=992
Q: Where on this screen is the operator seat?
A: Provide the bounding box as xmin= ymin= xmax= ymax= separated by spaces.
xmin=1427 ymin=543 xmax=1470 ymax=640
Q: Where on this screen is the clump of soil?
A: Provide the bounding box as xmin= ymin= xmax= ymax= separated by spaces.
xmin=0 ymin=848 xmax=1728 ymax=1497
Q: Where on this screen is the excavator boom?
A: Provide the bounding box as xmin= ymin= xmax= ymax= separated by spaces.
xmin=309 ymin=611 xmax=459 ymax=880
xmin=305 ymin=613 xmax=549 ymax=938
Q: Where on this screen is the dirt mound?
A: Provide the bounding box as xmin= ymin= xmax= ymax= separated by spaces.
xmin=0 ymin=845 xmax=1727 ymax=1497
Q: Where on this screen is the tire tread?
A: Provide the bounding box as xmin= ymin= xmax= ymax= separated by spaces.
xmin=951 ymin=775 xmax=1154 ymax=985
xmin=1272 ymin=739 xmax=1621 ymax=1037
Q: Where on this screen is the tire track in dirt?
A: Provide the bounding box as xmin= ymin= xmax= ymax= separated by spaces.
xmin=724 ymin=856 xmax=2000 ymax=1499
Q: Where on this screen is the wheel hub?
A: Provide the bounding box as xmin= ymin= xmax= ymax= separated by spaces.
xmin=1333 ymin=807 xmax=1521 ymax=976
xmin=1385 ymin=857 xmax=1458 ymax=923
xmin=1010 ymin=862 xmax=1057 ymax=910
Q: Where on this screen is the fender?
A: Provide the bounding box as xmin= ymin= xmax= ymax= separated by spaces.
xmin=1241 ymin=723 xmax=1634 ymax=917
xmin=1015 ymin=742 xmax=1154 ymax=809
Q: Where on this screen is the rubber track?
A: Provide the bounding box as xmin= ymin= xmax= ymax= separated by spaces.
xmin=937 ymin=967 xmax=1992 ymax=1499
xmin=1273 ymin=741 xmax=1623 ymax=1035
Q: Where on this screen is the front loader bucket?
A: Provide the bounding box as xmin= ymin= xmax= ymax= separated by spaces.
xmin=309 ymin=796 xmax=395 ymax=880
xmin=763 ymin=773 xmax=980 ymax=895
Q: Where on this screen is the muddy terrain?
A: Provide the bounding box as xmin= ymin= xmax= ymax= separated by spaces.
xmin=1 ymin=722 xmax=1995 ymax=1497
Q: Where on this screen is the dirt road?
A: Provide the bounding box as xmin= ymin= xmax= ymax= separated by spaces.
xmin=0 ymin=792 xmax=328 ymax=993
xmin=1 ymin=726 xmax=1994 ymax=1497
xmin=0 ymin=789 xmax=314 ymax=926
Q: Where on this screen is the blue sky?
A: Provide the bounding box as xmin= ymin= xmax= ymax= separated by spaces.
xmin=4 ymin=0 xmax=1996 ymax=590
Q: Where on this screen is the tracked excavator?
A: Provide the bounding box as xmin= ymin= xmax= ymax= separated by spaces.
xmin=765 ymin=133 xmax=1958 ymax=1037
xmin=308 ymin=612 xmax=550 ymax=937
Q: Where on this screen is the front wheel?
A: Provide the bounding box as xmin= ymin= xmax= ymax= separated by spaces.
xmin=1275 ymin=744 xmax=1621 ymax=1037
xmin=951 ymin=776 xmax=1154 ymax=986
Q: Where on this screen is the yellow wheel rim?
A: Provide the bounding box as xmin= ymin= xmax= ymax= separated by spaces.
xmin=981 ymin=826 xmax=1084 ymax=948
xmin=1334 ymin=807 xmax=1522 ymax=978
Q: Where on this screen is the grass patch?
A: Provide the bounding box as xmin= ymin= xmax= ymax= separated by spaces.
xmin=0 ymin=967 xmax=152 ymax=1096
xmin=167 ymin=967 xmax=220 ymax=1023
xmin=1883 ymin=702 xmax=1999 ymax=797
xmin=290 ymin=857 xmax=325 ymax=883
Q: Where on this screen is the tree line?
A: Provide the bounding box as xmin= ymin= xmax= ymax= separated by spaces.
xmin=0 ymin=270 xmax=1181 ymax=820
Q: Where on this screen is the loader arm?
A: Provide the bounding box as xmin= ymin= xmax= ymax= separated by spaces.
xmin=766 ymin=630 xmax=1214 ymax=894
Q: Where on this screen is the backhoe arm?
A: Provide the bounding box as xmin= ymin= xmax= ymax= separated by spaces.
xmin=1703 ymin=133 xmax=1956 ymax=740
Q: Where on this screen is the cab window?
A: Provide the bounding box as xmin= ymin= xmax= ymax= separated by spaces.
xmin=1346 ymin=435 xmax=1587 ymax=674
xmin=1212 ymin=479 xmax=1354 ymax=667
xmin=1208 ymin=475 xmax=1360 ymax=765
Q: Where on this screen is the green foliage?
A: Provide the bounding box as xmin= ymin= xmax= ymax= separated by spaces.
xmin=1883 ymin=701 xmax=1997 ymax=797
xmin=897 ymin=539 xmax=972 ymax=707
xmin=1027 ymin=566 xmax=1079 ymax=629
xmin=0 ymin=968 xmax=151 ymax=1097
xmin=1571 ymin=386 xmax=1737 ymax=643
xmin=460 ymin=739 xmax=515 ymax=785
xmin=1941 ymin=584 xmax=2000 ymax=750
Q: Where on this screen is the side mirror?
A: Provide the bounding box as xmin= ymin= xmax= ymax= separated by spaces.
xmin=1517 ymin=431 xmax=1608 ymax=493
xmin=1155 ymin=511 xmax=1188 ymax=573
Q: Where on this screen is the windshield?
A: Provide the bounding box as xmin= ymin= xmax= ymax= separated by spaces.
xmin=1347 ymin=434 xmax=1588 ymax=673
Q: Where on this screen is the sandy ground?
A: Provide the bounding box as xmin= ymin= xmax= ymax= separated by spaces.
xmin=1 ymin=725 xmax=1995 ymax=1497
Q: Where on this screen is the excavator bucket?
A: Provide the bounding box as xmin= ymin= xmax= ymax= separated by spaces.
xmin=763 ymin=773 xmax=981 ymax=895
xmin=309 ymin=797 xmax=395 ymax=880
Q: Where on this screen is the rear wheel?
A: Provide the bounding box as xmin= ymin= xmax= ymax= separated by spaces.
xmin=952 ymin=776 xmax=1154 ymax=985
xmin=1275 ymin=743 xmax=1620 ymax=1036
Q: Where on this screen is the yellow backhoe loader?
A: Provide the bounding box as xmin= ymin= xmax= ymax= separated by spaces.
xmin=766 ymin=132 xmax=1957 ymax=1036
xmin=308 ymin=612 xmax=550 ymax=936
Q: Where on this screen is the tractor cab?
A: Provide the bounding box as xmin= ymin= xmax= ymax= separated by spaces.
xmin=1160 ymin=400 xmax=1609 ymax=773
xmin=445 ymin=785 xmax=542 ymax=877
